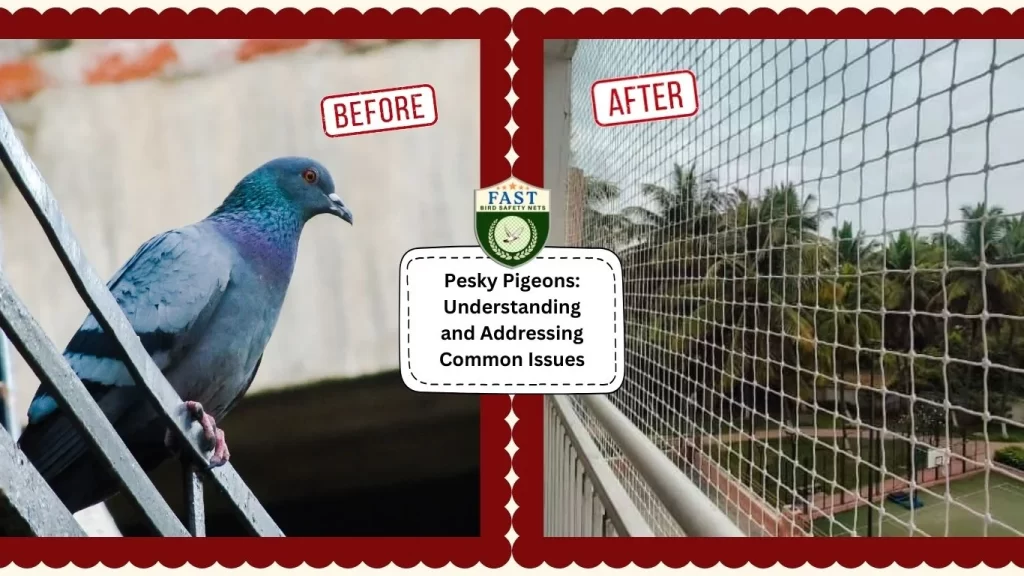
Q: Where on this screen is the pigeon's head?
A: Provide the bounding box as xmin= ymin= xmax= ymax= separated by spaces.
xmin=262 ymin=156 xmax=354 ymax=225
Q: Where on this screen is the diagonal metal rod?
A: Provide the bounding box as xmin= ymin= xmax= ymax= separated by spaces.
xmin=183 ymin=459 xmax=206 ymax=536
xmin=0 ymin=106 xmax=282 ymax=536
xmin=0 ymin=422 xmax=85 ymax=536
xmin=0 ymin=275 xmax=188 ymax=535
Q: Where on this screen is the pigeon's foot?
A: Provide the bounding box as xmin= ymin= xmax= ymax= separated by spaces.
xmin=184 ymin=401 xmax=231 ymax=468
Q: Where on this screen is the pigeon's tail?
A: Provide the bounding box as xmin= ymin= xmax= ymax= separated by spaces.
xmin=35 ymin=452 xmax=121 ymax=514
xmin=17 ymin=414 xmax=119 ymax=514
xmin=18 ymin=412 xmax=171 ymax=514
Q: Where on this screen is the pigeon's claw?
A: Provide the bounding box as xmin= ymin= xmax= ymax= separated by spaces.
xmin=209 ymin=429 xmax=230 ymax=468
xmin=184 ymin=400 xmax=231 ymax=468
xmin=185 ymin=401 xmax=217 ymax=446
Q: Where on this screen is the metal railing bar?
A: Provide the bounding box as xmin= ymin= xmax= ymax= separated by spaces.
xmin=0 ymin=106 xmax=282 ymax=537
xmin=0 ymin=423 xmax=85 ymax=536
xmin=0 ymin=195 xmax=20 ymax=441
xmin=550 ymin=395 xmax=655 ymax=537
xmin=582 ymin=476 xmax=594 ymax=536
xmin=579 ymin=395 xmax=745 ymax=537
xmin=568 ymin=452 xmax=577 ymax=536
xmin=0 ymin=331 xmax=18 ymax=439
xmin=543 ymin=405 xmax=551 ymax=535
xmin=590 ymin=491 xmax=603 ymax=537
xmin=183 ymin=461 xmax=205 ymax=536
xmin=0 ymin=275 xmax=189 ymax=536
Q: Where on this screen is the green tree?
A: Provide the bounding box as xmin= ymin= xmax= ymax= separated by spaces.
xmin=581 ymin=176 xmax=648 ymax=251
xmin=818 ymin=221 xmax=884 ymax=484
xmin=939 ymin=204 xmax=1024 ymax=438
xmin=604 ymin=158 xmax=1024 ymax=504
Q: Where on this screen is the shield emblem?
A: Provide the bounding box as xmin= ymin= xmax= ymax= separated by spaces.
xmin=475 ymin=178 xmax=550 ymax=268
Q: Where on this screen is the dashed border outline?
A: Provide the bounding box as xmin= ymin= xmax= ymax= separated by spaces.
xmin=402 ymin=254 xmax=619 ymax=388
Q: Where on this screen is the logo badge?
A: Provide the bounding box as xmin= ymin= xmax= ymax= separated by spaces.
xmin=475 ymin=178 xmax=549 ymax=268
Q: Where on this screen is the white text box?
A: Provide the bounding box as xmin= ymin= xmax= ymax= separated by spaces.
xmin=399 ymin=246 xmax=624 ymax=394
xmin=321 ymin=84 xmax=437 ymax=138
xmin=591 ymin=70 xmax=699 ymax=127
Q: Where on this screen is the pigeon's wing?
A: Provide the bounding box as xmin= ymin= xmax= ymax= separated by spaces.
xmin=220 ymin=354 xmax=263 ymax=416
xmin=19 ymin=224 xmax=232 ymax=480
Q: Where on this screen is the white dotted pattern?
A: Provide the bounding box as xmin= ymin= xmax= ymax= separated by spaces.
xmin=503 ymin=28 xmax=520 ymax=549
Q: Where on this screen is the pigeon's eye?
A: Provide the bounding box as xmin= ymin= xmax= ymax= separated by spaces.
xmin=302 ymin=168 xmax=319 ymax=184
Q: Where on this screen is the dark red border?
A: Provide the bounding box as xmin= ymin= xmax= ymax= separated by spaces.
xmin=512 ymin=6 xmax=1024 ymax=568
xmin=0 ymin=7 xmax=514 ymax=569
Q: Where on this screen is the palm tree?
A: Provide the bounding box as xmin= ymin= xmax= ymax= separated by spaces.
xmin=686 ymin=185 xmax=833 ymax=422
xmin=694 ymin=184 xmax=835 ymax=495
xmin=638 ymin=162 xmax=729 ymax=232
xmin=581 ymin=176 xmax=648 ymax=251
xmin=832 ymin=221 xmax=880 ymax=269
xmin=623 ymin=164 xmax=737 ymax=334
xmin=939 ymin=204 xmax=1024 ymax=438
xmin=819 ymin=222 xmax=884 ymax=487
xmin=876 ymin=231 xmax=943 ymax=389
xmin=938 ymin=204 xmax=1022 ymax=316
xmin=999 ymin=215 xmax=1024 ymax=263
xmin=994 ymin=216 xmax=1024 ymax=438
xmin=603 ymin=158 xmax=1024 ymax=501
xmin=622 ymin=164 xmax=725 ymax=289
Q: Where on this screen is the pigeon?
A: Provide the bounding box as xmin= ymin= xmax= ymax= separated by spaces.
xmin=17 ymin=156 xmax=353 ymax=514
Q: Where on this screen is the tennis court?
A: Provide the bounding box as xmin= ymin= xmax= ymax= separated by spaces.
xmin=812 ymin=472 xmax=1024 ymax=536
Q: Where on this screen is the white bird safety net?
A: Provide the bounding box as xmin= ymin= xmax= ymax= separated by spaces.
xmin=564 ymin=39 xmax=1024 ymax=537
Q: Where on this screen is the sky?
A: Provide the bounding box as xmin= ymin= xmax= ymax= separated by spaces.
xmin=569 ymin=39 xmax=1024 ymax=241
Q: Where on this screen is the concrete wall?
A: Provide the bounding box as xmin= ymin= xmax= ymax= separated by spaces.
xmin=543 ymin=40 xmax=576 ymax=247
xmin=0 ymin=39 xmax=480 ymax=425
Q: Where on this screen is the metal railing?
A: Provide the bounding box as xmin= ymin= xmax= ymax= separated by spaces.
xmin=545 ymin=394 xmax=745 ymax=537
xmin=0 ymin=105 xmax=281 ymax=536
xmin=545 ymin=395 xmax=654 ymax=537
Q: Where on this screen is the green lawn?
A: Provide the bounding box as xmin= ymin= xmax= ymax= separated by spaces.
xmin=714 ymin=410 xmax=843 ymax=434
xmin=811 ymin=473 xmax=1024 ymax=536
xmin=709 ymin=434 xmax=920 ymax=507
xmin=695 ymin=412 xmax=1024 ymax=536
xmin=971 ymin=425 xmax=1024 ymax=443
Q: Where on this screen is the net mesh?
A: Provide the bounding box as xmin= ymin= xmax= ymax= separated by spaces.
xmin=566 ymin=39 xmax=1024 ymax=537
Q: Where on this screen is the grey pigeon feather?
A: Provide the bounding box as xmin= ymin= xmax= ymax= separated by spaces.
xmin=17 ymin=156 xmax=353 ymax=514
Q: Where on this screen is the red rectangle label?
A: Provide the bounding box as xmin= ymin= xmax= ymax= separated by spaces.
xmin=321 ymin=84 xmax=438 ymax=138
xmin=591 ymin=70 xmax=699 ymax=127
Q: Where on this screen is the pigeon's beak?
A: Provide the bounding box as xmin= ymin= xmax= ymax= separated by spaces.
xmin=328 ymin=193 xmax=354 ymax=225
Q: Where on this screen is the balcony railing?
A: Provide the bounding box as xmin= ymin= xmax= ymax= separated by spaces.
xmin=0 ymin=105 xmax=281 ymax=537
